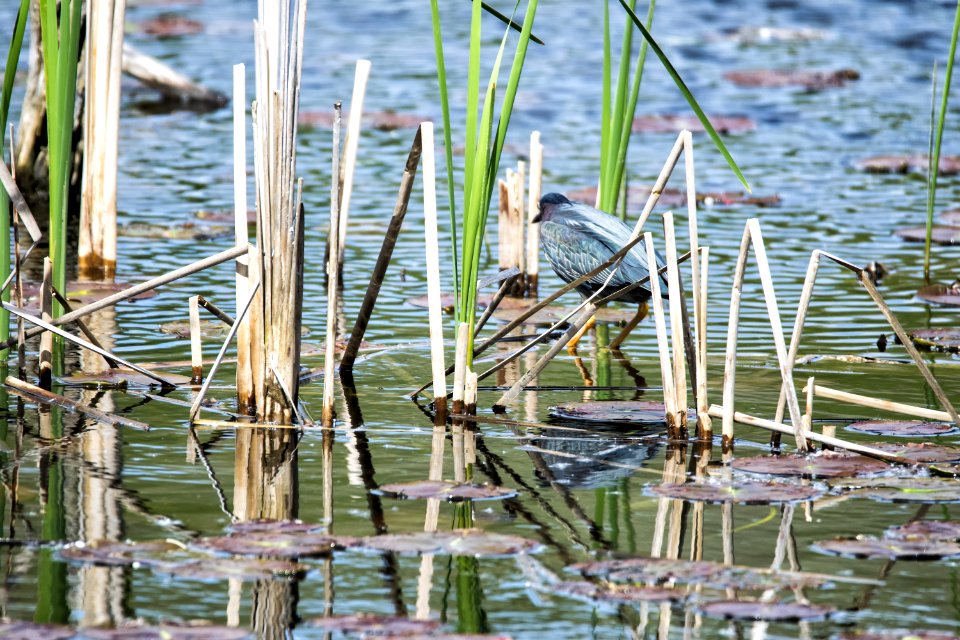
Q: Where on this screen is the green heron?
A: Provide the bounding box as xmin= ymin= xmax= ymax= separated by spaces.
xmin=534 ymin=192 xmax=668 ymax=350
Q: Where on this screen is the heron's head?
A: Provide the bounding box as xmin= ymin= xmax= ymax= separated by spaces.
xmin=534 ymin=192 xmax=571 ymax=223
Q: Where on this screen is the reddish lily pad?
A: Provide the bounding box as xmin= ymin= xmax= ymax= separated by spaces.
xmin=867 ymin=442 xmax=960 ymax=463
xmin=848 ymin=419 xmax=956 ymax=436
xmin=724 ymin=68 xmax=858 ymax=89
xmin=60 ymin=539 xmax=184 ymax=567
xmin=159 ymin=321 xmax=310 ymax=340
xmin=839 ymin=631 xmax=960 ymax=640
xmin=885 ymin=520 xmax=960 ymax=542
xmin=492 ymin=305 xmax=636 ymax=326
xmin=405 ymin=292 xmax=531 ymax=313
xmin=360 ymin=529 xmax=540 ymax=557
xmin=895 ymin=226 xmax=960 ymax=245
xmin=158 ymin=557 xmax=307 ymax=581
xmin=855 ymin=154 xmax=960 ymax=175
xmin=138 ymin=14 xmax=204 ymax=36
xmin=195 ymin=209 xmax=257 ymax=224
xmin=306 ymin=615 xmax=440 ymax=635
xmin=908 ymin=328 xmax=960 ymax=353
xmin=732 ymin=452 xmax=889 ymax=479
xmin=565 ymin=185 xmax=780 ymax=210
xmin=550 ymin=401 xmax=668 ymax=424
xmin=699 ymin=600 xmax=833 ymax=622
xmin=80 ymin=622 xmax=251 ymax=639
xmin=0 ymin=621 xmax=75 ymax=640
xmin=573 ymin=556 xmax=830 ymax=589
xmin=377 ymin=480 xmax=516 ymax=501
xmin=844 ymin=477 xmax=960 ymax=503
xmin=940 ymin=208 xmax=960 ymax=224
xmin=552 ymin=580 xmax=686 ymax=604
xmin=226 ymin=519 xmax=324 ymax=535
xmin=917 ymin=283 xmax=960 ymax=306
xmin=650 ymin=480 xmax=823 ymax=504
xmin=61 ymin=368 xmax=191 ymax=388
xmin=632 ymin=114 xmax=755 ymax=135
xmin=191 ymin=532 xmax=360 ymax=558
xmin=119 ymin=221 xmax=233 ymax=241
xmin=812 ymin=535 xmax=960 ymax=560
xmin=299 ymin=110 xmax=427 ymax=131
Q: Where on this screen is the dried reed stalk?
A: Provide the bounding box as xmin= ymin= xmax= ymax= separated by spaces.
xmin=322 ymin=103 xmax=343 ymax=427
xmin=6 ymin=375 xmax=150 ymax=430
xmin=189 ymin=295 xmax=202 ymax=384
xmin=663 ymin=212 xmax=687 ymax=432
xmin=696 ymin=247 xmax=711 ymax=437
xmin=337 ymin=59 xmax=371 ymax=268
xmin=452 ymin=322 xmax=469 ymax=414
xmin=39 ymin=258 xmax=52 ymax=389
xmin=526 ymin=131 xmax=543 ymax=297
xmin=421 ymin=122 xmax=447 ymax=417
xmin=645 ymin=233 xmax=676 ymax=432
xmin=804 ymin=382 xmax=953 ymax=422
xmin=234 ymin=63 xmax=253 ymax=410
xmin=51 ymin=287 xmax=118 ymax=368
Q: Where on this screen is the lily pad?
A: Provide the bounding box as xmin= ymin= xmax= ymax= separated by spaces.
xmin=191 ymin=532 xmax=360 ymax=558
xmin=80 ymin=622 xmax=251 ymax=639
xmin=839 ymin=631 xmax=960 ymax=640
xmin=195 ymin=209 xmax=257 ymax=224
xmin=908 ymin=328 xmax=960 ymax=353
xmin=157 ymin=557 xmax=307 ymax=581
xmin=19 ymin=280 xmax=158 ymax=310
xmin=848 ymin=419 xmax=956 ymax=436
xmin=60 ymin=539 xmax=184 ymax=567
xmin=0 ymin=621 xmax=74 ymax=640
xmin=405 ymin=292 xmax=530 ymax=313
xmin=549 ymin=401 xmax=668 ymax=424
xmin=895 ymin=226 xmax=960 ymax=245
xmin=61 ymin=368 xmax=191 ymax=388
xmin=552 ymin=580 xmax=686 ymax=604
xmin=885 ymin=520 xmax=960 ymax=542
xmin=855 ymin=154 xmax=960 ymax=175
xmin=119 ymin=221 xmax=233 ymax=241
xmin=632 ymin=114 xmax=755 ymax=135
xmin=724 ymin=68 xmax=858 ymax=89
xmin=731 ymin=452 xmax=889 ymax=479
xmin=917 ymin=283 xmax=960 ymax=306
xmin=377 ymin=480 xmax=517 ymax=501
xmin=866 ymin=442 xmax=960 ymax=463
xmin=306 ymin=615 xmax=440 ymax=635
xmin=492 ymin=305 xmax=636 ymax=326
xmin=649 ymin=480 xmax=823 ymax=504
xmin=565 ymin=185 xmax=780 ymax=210
xmin=698 ymin=600 xmax=833 ymax=622
xmin=844 ymin=477 xmax=960 ymax=503
xmin=360 ymin=529 xmax=540 ymax=557
xmin=159 ymin=319 xmax=309 ymax=339
xmin=299 ymin=110 xmax=427 ymax=131
xmin=138 ymin=14 xmax=204 ymax=36
xmin=226 ymin=519 xmax=324 ymax=535
xmin=812 ymin=535 xmax=960 ymax=560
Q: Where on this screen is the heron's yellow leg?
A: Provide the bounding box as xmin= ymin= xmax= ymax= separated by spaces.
xmin=609 ymin=302 xmax=648 ymax=350
xmin=566 ymin=315 xmax=597 ymax=354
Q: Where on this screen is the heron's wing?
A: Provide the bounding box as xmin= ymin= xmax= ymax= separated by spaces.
xmin=540 ymin=220 xmax=639 ymax=290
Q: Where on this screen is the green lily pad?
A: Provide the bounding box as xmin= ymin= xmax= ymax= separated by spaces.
xmin=360 ymin=529 xmax=540 ymax=557
xmin=732 ymin=452 xmax=889 ymax=479
xmin=550 ymin=401 xmax=669 ymax=424
xmin=191 ymin=532 xmax=360 ymax=558
xmin=377 ymin=480 xmax=517 ymax=501
xmin=649 ymin=480 xmax=823 ymax=504
xmin=885 ymin=520 xmax=960 ymax=542
xmin=119 ymin=221 xmax=233 ymax=241
xmin=838 ymin=477 xmax=960 ymax=503
xmin=847 ymin=419 xmax=956 ymax=436
xmin=552 ymin=581 xmax=687 ymax=604
xmin=698 ymin=600 xmax=833 ymax=622
xmin=812 ymin=535 xmax=960 ymax=560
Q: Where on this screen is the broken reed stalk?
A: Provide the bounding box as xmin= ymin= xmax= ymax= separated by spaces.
xmin=803 ymin=375 xmax=814 ymax=435
xmin=339 ymin=127 xmax=423 ymax=372
xmin=421 ymin=122 xmax=447 ymax=417
xmin=526 ymin=131 xmax=542 ymax=297
xmin=189 ymin=295 xmax=203 ymax=384
xmin=322 ymin=103 xmax=343 ymax=427
xmin=6 ymin=375 xmax=150 ymax=430
xmin=695 ymin=247 xmax=710 ymax=438
xmin=493 ymin=303 xmax=598 ymax=409
xmin=721 ymin=224 xmax=751 ymax=447
xmin=121 ymin=43 xmax=228 ymax=106
xmin=645 ymin=233 xmax=677 ymax=432
xmin=804 ymin=382 xmax=954 ymax=422
xmin=497 ymin=168 xmax=526 ymax=295
xmin=233 ymin=62 xmax=253 ymax=412
xmin=79 ymin=0 xmax=125 ymax=279
xmin=337 ymin=59 xmax=371 ymax=269
xmin=0 ymin=159 xmax=42 ymax=244
xmin=39 ymin=258 xmax=53 ymax=389
xmin=663 ymin=212 xmax=688 ymax=432
xmin=196 ymin=296 xmax=234 ymax=326
xmin=11 ymin=150 xmax=24 ymax=379
xmin=50 ymin=287 xmax=118 ymax=368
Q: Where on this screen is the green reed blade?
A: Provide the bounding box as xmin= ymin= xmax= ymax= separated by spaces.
xmin=475 ymin=0 xmax=544 ymax=45
xmin=600 ymin=0 xmax=612 ymax=205
xmin=602 ymin=0 xmax=636 ymax=212
xmin=463 ymin=0 xmax=483 ymax=222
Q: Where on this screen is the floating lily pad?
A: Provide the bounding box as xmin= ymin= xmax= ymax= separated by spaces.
xmin=299 ymin=110 xmax=427 ymax=131
xmin=492 ymin=305 xmax=636 ymax=326
xmin=60 ymin=539 xmax=184 ymax=567
xmin=377 ymin=480 xmax=516 ymax=501
xmin=917 ymin=283 xmax=960 ymax=306
xmin=0 ymin=621 xmax=74 ymax=640
xmin=573 ymin=556 xmax=831 ymax=589
xmin=732 ymin=452 xmax=889 ymax=479
xmin=80 ymin=622 xmax=251 ymax=639
xmin=405 ymin=292 xmax=530 ymax=313
xmin=306 ymin=615 xmax=440 ymax=635
xmin=908 ymin=328 xmax=960 ymax=353
xmin=191 ymin=532 xmax=360 ymax=558
xmin=565 ymin=185 xmax=780 ymax=210
xmin=812 ymin=535 xmax=960 ymax=560
xmin=866 ymin=442 xmax=960 ymax=463
xmin=895 ymin=226 xmax=960 ymax=245
xmin=632 ymin=114 xmax=755 ymax=135
xmin=226 ymin=519 xmax=324 ymax=535
xmin=940 ymin=208 xmax=960 ymax=225
xmin=885 ymin=520 xmax=960 ymax=542
xmin=650 ymin=480 xmax=823 ymax=504
xmin=844 ymin=477 xmax=960 ymax=503
xmin=552 ymin=580 xmax=686 ymax=604
xmin=719 ymin=26 xmax=829 ymax=44
xmin=119 ymin=221 xmax=233 ymax=241
xmin=157 ymin=557 xmax=307 ymax=581
xmin=550 ymin=401 xmax=668 ymax=424
xmin=698 ymin=600 xmax=833 ymax=622
xmin=848 ymin=419 xmax=956 ymax=436
xmin=19 ymin=280 xmax=158 ymax=310
xmin=138 ymin=14 xmax=204 ymax=36
xmin=159 ymin=320 xmax=310 ymax=339
xmin=855 ymin=154 xmax=960 ymax=175
xmin=195 ymin=209 xmax=257 ymax=224
xmin=360 ymin=529 xmax=540 ymax=557
xmin=724 ymin=68 xmax=858 ymax=89
xmin=839 ymin=630 xmax=960 ymax=640
xmin=61 ymin=368 xmax=191 ymax=388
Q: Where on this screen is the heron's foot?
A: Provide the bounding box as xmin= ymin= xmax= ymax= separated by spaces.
xmin=566 ymin=315 xmax=597 ymax=354
xmin=609 ymin=302 xmax=648 ymax=350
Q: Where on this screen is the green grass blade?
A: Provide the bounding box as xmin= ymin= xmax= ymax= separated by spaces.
xmin=463 ymin=0 xmax=483 ymax=219
xmin=429 ymin=0 xmax=461 ymax=314
xmin=619 ymin=0 xmax=750 ymax=192
xmin=475 ymin=0 xmax=544 ymax=45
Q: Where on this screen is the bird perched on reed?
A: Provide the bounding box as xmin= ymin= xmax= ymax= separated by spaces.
xmin=533 ymin=192 xmax=669 ymax=351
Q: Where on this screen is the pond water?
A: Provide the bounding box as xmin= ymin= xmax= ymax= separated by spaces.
xmin=3 ymin=0 xmax=960 ymax=637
